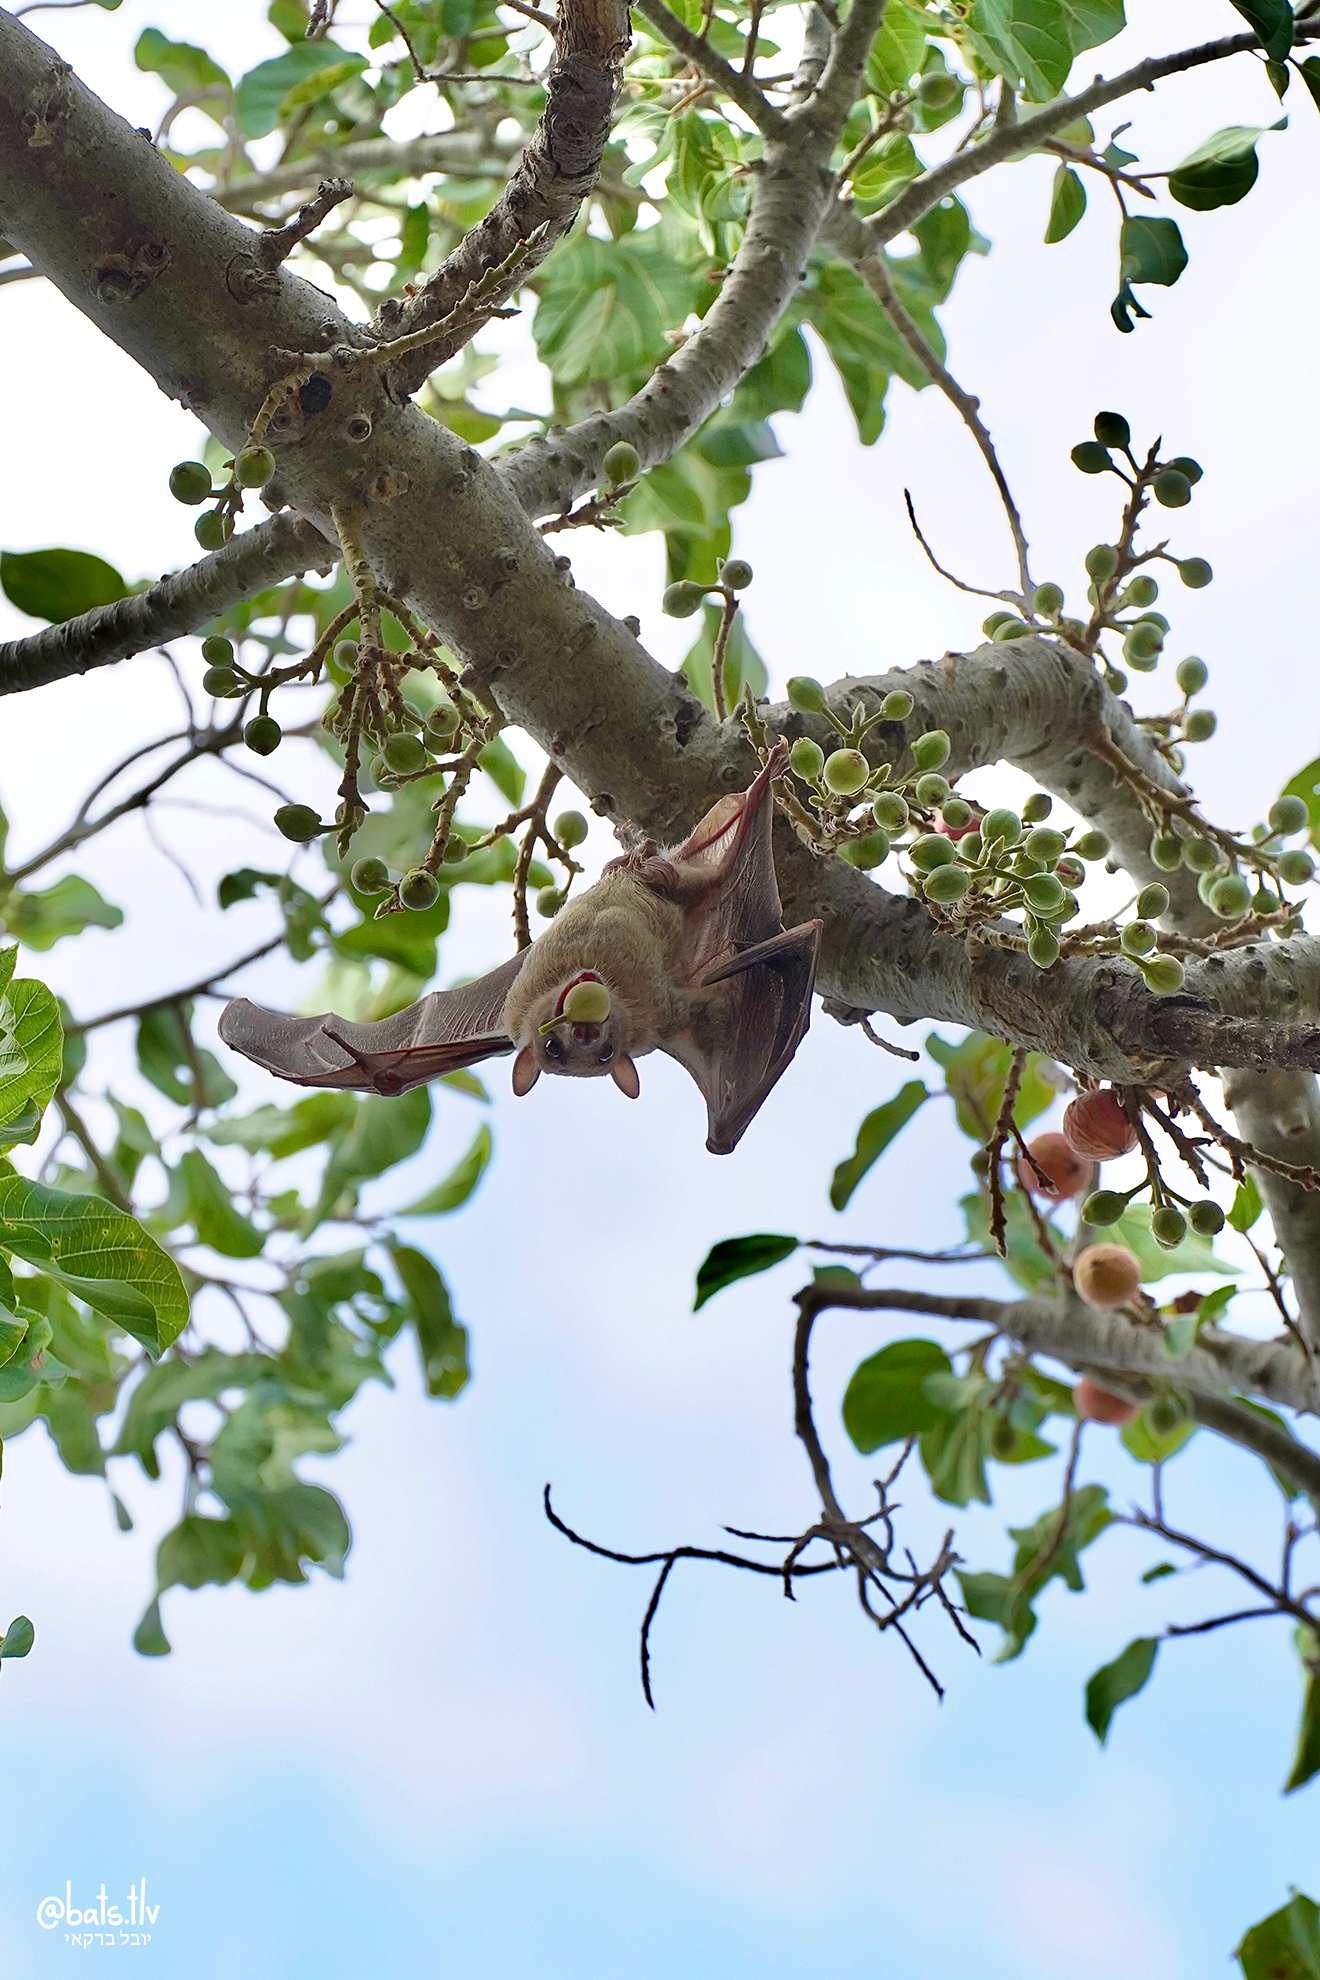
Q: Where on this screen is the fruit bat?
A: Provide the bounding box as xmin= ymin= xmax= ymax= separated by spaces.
xmin=218 ymin=744 xmax=822 ymax=1153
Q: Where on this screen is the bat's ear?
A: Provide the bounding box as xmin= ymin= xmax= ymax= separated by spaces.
xmin=511 ymin=1045 xmax=541 ymax=1096
xmin=610 ymin=1055 xmax=641 ymax=1100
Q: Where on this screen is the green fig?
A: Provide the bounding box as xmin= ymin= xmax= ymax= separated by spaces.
xmin=1027 ymin=926 xmax=1060 ymax=968
xmin=235 ymin=444 xmax=276 ymax=489
xmin=788 ymin=675 xmax=828 ymax=714
xmin=879 ymin=689 xmax=915 ymax=721
xmin=923 ymin=863 xmax=971 ymax=904
xmin=1209 ymin=872 xmax=1251 ymax=919
xmin=1151 ymin=1205 xmax=1187 ymax=1249
xmin=1279 ymin=849 xmax=1315 ymax=886
xmin=1140 ymin=954 xmax=1185 ymax=995
xmin=351 ymin=856 xmax=391 ymax=895
xmin=169 ymin=460 xmax=212 ymax=506
xmin=1073 ymin=829 xmax=1110 ymax=861
xmin=400 ymin=868 xmax=440 ymax=912
xmin=602 ymin=440 xmax=640 ymax=485
xmin=384 ymin=732 xmax=428 ymax=775
xmin=1033 ymin=583 xmax=1064 ymax=616
xmin=1082 ymin=1189 xmax=1127 ymax=1227
xmin=909 ymin=833 xmax=956 ymax=873
xmin=1022 ymin=792 xmax=1053 ymax=824
xmin=1084 ymin=543 xmax=1119 ymax=581
xmin=720 ymin=558 xmax=753 ymax=591
xmin=1153 ymin=468 xmax=1192 ymax=509
xmin=823 ymin=748 xmax=869 ymax=797
xmin=1071 ymin=442 xmax=1111 ymax=475
xmin=1268 ymin=794 xmax=1308 ymax=837
xmin=1093 ymin=411 xmax=1130 ymax=448
xmin=1189 ymin=1199 xmax=1224 ymax=1236
xmin=871 ymin=792 xmax=909 ymax=832
xmin=790 ymin=736 xmax=825 ymax=783
xmin=194 ymin=509 xmax=229 ymax=551
xmin=662 ymin=581 xmax=704 ymax=618
xmin=244 ymin=714 xmax=282 ymax=756
xmin=274 ymin=803 xmax=322 ymax=843
xmin=1183 ymin=709 xmax=1216 ymax=743
xmin=1175 ymin=656 xmax=1208 ymax=696
xmin=910 ymin=729 xmax=951 ymax=772
xmin=1178 ymin=557 xmax=1213 ymax=589
xmin=1135 ymin=883 xmax=1169 ymax=920
xmin=554 ymin=809 xmax=589 ymax=848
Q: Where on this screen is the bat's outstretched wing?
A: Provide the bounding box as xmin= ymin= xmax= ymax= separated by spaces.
xmin=660 ymin=747 xmax=823 ymax=1154
xmin=218 ymin=951 xmax=528 ymax=1095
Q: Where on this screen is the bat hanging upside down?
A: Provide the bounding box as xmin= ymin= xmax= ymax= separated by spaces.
xmin=219 ymin=744 xmax=823 ymax=1154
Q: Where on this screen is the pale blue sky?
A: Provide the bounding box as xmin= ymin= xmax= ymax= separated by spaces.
xmin=1 ymin=3 xmax=1317 ymax=1975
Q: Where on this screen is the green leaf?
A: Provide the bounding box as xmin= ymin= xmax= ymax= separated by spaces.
xmin=1085 ymin=1635 xmax=1159 ymax=1744
xmin=1228 ymin=0 xmax=1294 ymax=62
xmin=1044 ymin=162 xmax=1086 ymax=242
xmin=315 ymin=1083 xmax=431 ymax=1223
xmin=0 ymin=1613 xmax=35 ymax=1661
xmin=1120 ymin=1402 xmax=1196 ymax=1465
xmin=1300 ymin=57 xmax=1320 ymax=112
xmin=926 ymin=1031 xmax=1056 ymax=1140
xmin=920 ymin=1378 xmax=994 ymax=1507
xmin=1170 ymin=123 xmax=1283 ymax=211
xmin=842 ymin=1338 xmax=953 ymax=1453
xmin=179 ymin=1150 xmax=264 ymax=1259
xmin=136 ymin=1003 xmax=237 ymax=1110
xmin=135 ymin=27 xmax=229 ymax=96
xmin=735 ymin=327 xmax=812 ymax=420
xmin=829 ymin=1080 xmax=927 ymax=1210
xmin=132 ymin=1597 xmax=171 ymax=1657
xmin=207 ymin=1091 xmax=357 ymax=1160
xmin=866 ymin=0 xmax=929 ymax=93
xmin=399 ymin=1124 xmax=492 ymax=1216
xmin=679 ymin=605 xmax=768 ymax=715
xmin=0 ymin=963 xmax=62 ymax=1137
xmin=157 ymin=1514 xmax=246 ymax=1592
xmin=1109 ymin=1201 xmax=1236 ymax=1282
xmin=3 ymin=875 xmax=123 ymax=951
xmin=1237 ymin=1893 xmax=1320 ymax=1979
xmin=478 ymin=735 xmax=526 ymax=806
xmin=534 ymin=231 xmax=700 ymax=387
xmin=0 ymin=548 xmax=127 ymax=625
xmin=694 ymin=1232 xmax=798 ymax=1310
xmin=223 ymin=1481 xmax=352 ymax=1586
xmin=41 ymin=1385 xmax=106 ymax=1476
xmin=0 ymin=1177 xmax=189 ymax=1356
xmin=1056 ymin=0 xmax=1124 ymax=52
xmin=391 ymin=1243 xmax=469 ymax=1398
xmin=1230 ymin=1173 xmax=1264 ymax=1232
xmin=234 ymin=42 xmax=367 ymax=137
xmin=1112 ymin=215 xmax=1187 ymax=332
xmin=0 ymin=1304 xmax=28 ymax=1371
xmin=959 ymin=1483 xmax=1112 ymax=1658
xmin=967 ymin=0 xmax=1073 ymax=100
xmin=114 ymin=1351 xmax=269 ymax=1474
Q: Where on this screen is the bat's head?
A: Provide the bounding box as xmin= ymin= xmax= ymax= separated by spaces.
xmin=510 ymin=970 xmax=641 ymax=1100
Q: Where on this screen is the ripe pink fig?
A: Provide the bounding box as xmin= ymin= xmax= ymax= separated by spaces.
xmin=1063 ymin=1088 xmax=1137 ymax=1161
xmin=1073 ymin=1375 xmax=1138 ymax=1425
xmin=1072 ymin=1244 xmax=1142 ymax=1311
xmin=1015 ymin=1131 xmax=1088 ymax=1201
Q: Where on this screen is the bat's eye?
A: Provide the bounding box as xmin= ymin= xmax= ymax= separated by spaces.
xmin=544 ymin=1034 xmax=564 ymax=1061
xmin=597 ymin=1043 xmax=614 ymax=1064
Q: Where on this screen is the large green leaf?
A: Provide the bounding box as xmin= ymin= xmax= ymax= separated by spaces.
xmin=114 ymin=1351 xmax=272 ymax=1474
xmin=0 ymin=954 xmax=61 ymax=1137
xmin=179 ymin=1150 xmax=264 ymax=1259
xmin=1085 ymin=1635 xmax=1159 ymax=1744
xmin=866 ymin=1 xmax=929 ymax=93
xmin=1170 ymin=123 xmax=1283 ymax=211
xmin=234 ymin=42 xmax=366 ymax=138
xmin=156 ymin=1514 xmax=246 ymax=1592
xmin=135 ymin=27 xmax=229 ymax=96
xmin=399 ymin=1125 xmax=493 ymax=1216
xmin=1237 ymin=1893 xmax=1320 ymax=1979
xmin=1044 ymin=162 xmax=1086 ymax=243
xmin=967 ymin=0 xmax=1073 ymax=100
xmin=534 ymin=231 xmax=700 ymax=387
xmin=830 ymin=1080 xmax=928 ymax=1210
xmin=842 ymin=1338 xmax=953 ymax=1454
xmin=136 ymin=1004 xmax=237 ymax=1110
xmin=0 ymin=548 xmax=127 ymax=626
xmin=926 ymin=1031 xmax=1056 ymax=1140
xmin=1287 ymin=1631 xmax=1320 ymax=1793
xmin=1056 ymin=0 xmax=1124 ymax=53
xmin=693 ymin=1232 xmax=798 ymax=1310
xmin=0 ymin=1614 xmax=35 ymax=1663
xmin=679 ymin=605 xmax=768 ymax=715
xmin=391 ymin=1243 xmax=469 ymax=1398
xmin=0 ymin=1177 xmax=189 ymax=1356
xmin=1229 ymin=0 xmax=1295 ymax=63
xmin=3 ymin=875 xmax=123 ymax=951
xmin=207 ymin=1091 xmax=357 ymax=1160
xmin=1112 ymin=216 xmax=1187 ymax=333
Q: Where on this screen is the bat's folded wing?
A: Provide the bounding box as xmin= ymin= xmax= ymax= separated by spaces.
xmin=218 ymin=952 xmax=527 ymax=1095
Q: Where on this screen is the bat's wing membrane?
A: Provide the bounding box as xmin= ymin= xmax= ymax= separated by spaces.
xmin=219 ymin=951 xmax=527 ymax=1095
xmin=661 ymin=747 xmax=823 ymax=1154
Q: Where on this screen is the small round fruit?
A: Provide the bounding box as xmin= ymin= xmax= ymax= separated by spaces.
xmin=956 ymin=830 xmax=984 ymax=864
xmin=169 ymin=459 xmax=212 ymax=506
xmin=562 ymin=978 xmax=612 ymax=1024
xmin=937 ymin=796 xmax=973 ymax=832
xmin=1165 ymin=455 xmax=1203 ymax=485
xmin=194 ymin=509 xmax=229 ymax=551
xmin=202 ymin=635 xmax=234 ymax=666
xmin=1153 ymin=467 xmax=1192 ymax=509
xmin=554 ymin=809 xmax=588 ymax=848
xmin=1016 ymin=1131 xmax=1088 ymax=1201
xmin=602 ymin=440 xmax=640 ymax=485
xmin=1126 ymin=574 xmax=1159 ymax=608
xmin=662 ymin=581 xmax=704 ymax=618
xmin=1055 ymin=855 xmax=1085 ymax=889
xmin=235 ymin=444 xmax=276 ymax=489
xmin=1027 ymin=926 xmax=1060 ymax=969
xmin=1124 ymin=621 xmax=1163 ymax=663
xmin=1150 ymin=831 xmax=1184 ymax=872
xmin=908 ymin=832 xmax=956 ymax=873
xmin=203 ymin=664 xmax=240 ymax=697
xmin=1073 ymin=1370 xmax=1139 ymax=1417
xmin=879 ymin=689 xmax=914 ymax=721
xmin=923 ymin=863 xmax=971 ymax=905
xmin=384 ymin=732 xmax=428 ymax=775
xmin=1175 ymin=655 xmax=1208 ymax=696
xmin=911 ymin=729 xmax=951 ymax=772
xmin=871 ymin=792 xmax=909 ymax=833
xmin=1279 ymin=849 xmax=1315 ymax=885
xmin=1022 ymin=793 xmax=1053 ymax=824
xmin=400 ymin=868 xmax=440 ymax=912
xmin=981 ymin=807 xmax=1022 ymax=848
xmin=425 ymin=701 xmax=459 ymax=742
xmin=1121 ymin=920 xmax=1156 ymax=958
xmin=720 ymin=557 xmax=753 ymax=591
xmin=536 ymin=886 xmax=564 ymax=918
xmin=918 ymin=67 xmax=959 ymax=108
xmin=790 ymin=736 xmax=825 ymax=783
xmin=1063 ymin=1088 xmax=1136 ymax=1161
xmin=823 ymin=748 xmax=869 ymax=797
xmin=350 ymin=856 xmax=391 ymax=895
xmin=274 ymin=803 xmax=322 ymax=843
xmin=1209 ymin=872 xmax=1251 ymax=919
xmin=1181 ymin=836 xmax=1219 ymax=874
xmin=1024 ymin=826 xmax=1066 ymax=863
xmin=1093 ymin=411 xmax=1130 ymax=449
xmin=1033 ymin=582 xmax=1064 ymax=616
xmin=1269 ymin=794 xmax=1309 ymax=837
xmin=1073 ymin=830 xmax=1110 ymax=862
xmin=1151 ymin=1204 xmax=1187 ymax=1249
xmin=442 ymin=835 xmax=468 ymax=866
xmin=1081 ymin=1189 xmax=1128 ymax=1227
xmin=1197 ymin=869 xmax=1224 ymax=909
xmin=1184 ymin=709 xmax=1217 ymax=743
xmin=1178 ymin=557 xmax=1213 ymax=589
xmin=1071 ymin=442 xmax=1111 ymax=475
xmin=1189 ymin=1199 xmax=1225 ymax=1237
xmin=1140 ymin=955 xmax=1185 ymax=995
xmin=244 ymin=714 xmax=282 ymax=756
xmin=1136 ymin=883 xmax=1170 ymax=920
xmin=982 ymin=611 xmax=1014 ymax=637
xmin=332 ymin=636 xmax=360 ymax=672
xmin=845 ymin=829 xmax=891 ymax=870
xmin=992 ymin=618 xmax=1031 ymax=642
xmin=788 ymin=675 xmax=828 ymax=714
xmin=1085 ymin=543 xmax=1120 ymax=581
xmin=1252 ymin=886 xmax=1281 ymax=915
xmin=916 ymin=773 xmax=951 ymax=809
xmin=1023 ymin=872 xmax=1066 ymax=913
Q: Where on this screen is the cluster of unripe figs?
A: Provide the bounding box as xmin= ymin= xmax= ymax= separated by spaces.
xmin=169 ymin=446 xmax=276 ymax=549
